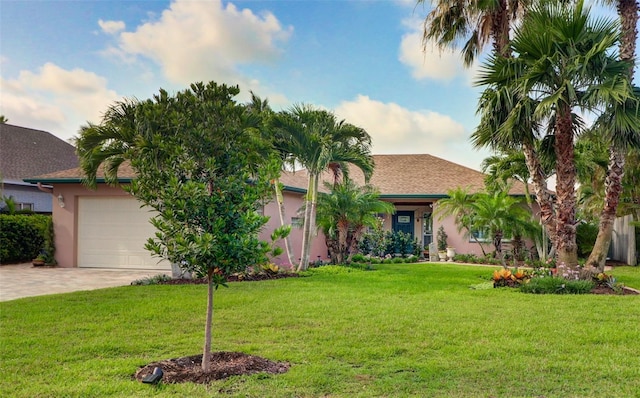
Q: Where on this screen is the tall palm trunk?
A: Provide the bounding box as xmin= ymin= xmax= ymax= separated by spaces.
xmin=554 ymin=104 xmax=579 ymax=270
xmin=586 ymin=0 xmax=637 ymax=271
xmin=273 ymin=179 xmax=296 ymax=266
xmin=298 ymin=173 xmax=320 ymax=271
xmin=202 ymin=268 xmax=215 ymax=371
xmin=587 ymin=148 xmax=625 ymax=271
xmin=522 ymin=141 xmax=557 ymax=258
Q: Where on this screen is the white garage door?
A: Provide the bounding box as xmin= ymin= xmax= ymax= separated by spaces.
xmin=78 ymin=197 xmax=170 ymax=269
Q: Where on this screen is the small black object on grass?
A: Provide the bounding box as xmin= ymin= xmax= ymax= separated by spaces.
xmin=142 ymin=367 xmax=163 ymax=385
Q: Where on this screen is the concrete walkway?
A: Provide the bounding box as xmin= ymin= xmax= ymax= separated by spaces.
xmin=0 ymin=263 xmax=170 ymax=302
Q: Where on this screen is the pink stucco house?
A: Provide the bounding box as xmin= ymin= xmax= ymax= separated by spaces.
xmin=25 ymin=154 xmax=532 ymax=270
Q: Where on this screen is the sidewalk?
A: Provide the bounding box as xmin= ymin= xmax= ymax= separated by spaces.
xmin=0 ymin=263 xmax=170 ymax=302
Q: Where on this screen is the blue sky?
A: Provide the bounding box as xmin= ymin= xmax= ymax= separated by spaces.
xmin=0 ymin=0 xmax=629 ymax=171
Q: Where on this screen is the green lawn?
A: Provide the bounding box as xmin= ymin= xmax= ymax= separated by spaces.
xmin=1 ymin=263 xmax=640 ymax=397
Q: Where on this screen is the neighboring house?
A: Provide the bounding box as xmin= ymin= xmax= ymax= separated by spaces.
xmin=24 ymin=154 xmax=533 ymax=270
xmin=610 ymin=215 xmax=637 ymax=266
xmin=0 ymin=124 xmax=78 ymax=213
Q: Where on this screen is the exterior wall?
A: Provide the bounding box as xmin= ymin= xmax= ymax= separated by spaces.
xmin=262 ymin=190 xmax=328 ymax=267
xmin=432 ymin=201 xmax=541 ymax=259
xmin=52 ymin=183 xmax=329 ymax=268
xmin=2 ymin=182 xmax=54 ymax=213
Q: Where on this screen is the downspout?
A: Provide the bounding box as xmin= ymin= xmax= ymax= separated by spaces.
xmin=36 ymin=182 xmax=53 ymax=194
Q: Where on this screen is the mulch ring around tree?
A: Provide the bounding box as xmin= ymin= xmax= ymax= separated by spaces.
xmin=134 ymin=351 xmax=290 ymax=384
xmin=590 ymin=285 xmax=639 ymax=295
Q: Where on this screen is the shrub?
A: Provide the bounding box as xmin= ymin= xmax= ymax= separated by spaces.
xmin=520 ymin=276 xmax=594 ymax=294
xmin=131 ymin=274 xmax=173 ymax=285
xmin=576 ymin=222 xmax=599 ymax=258
xmin=436 ymin=226 xmax=448 ymax=251
xmin=0 ymin=215 xmax=49 ymax=264
xmin=594 ymin=272 xmax=625 ymax=294
xmin=351 ymin=253 xmax=367 ymax=263
xmin=492 ymin=268 xmax=531 ymax=287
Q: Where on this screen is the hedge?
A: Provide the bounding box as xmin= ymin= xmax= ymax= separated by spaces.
xmin=0 ymin=214 xmax=52 ymax=264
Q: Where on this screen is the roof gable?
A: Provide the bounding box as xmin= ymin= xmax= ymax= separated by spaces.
xmin=0 ymin=124 xmax=79 ymax=180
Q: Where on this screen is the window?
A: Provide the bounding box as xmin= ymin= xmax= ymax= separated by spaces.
xmin=470 ymin=228 xmax=490 ymax=242
xmin=470 ymin=228 xmax=512 ymax=242
xmin=18 ymin=203 xmax=33 ymax=211
xmin=291 ymin=217 xmax=303 ymax=228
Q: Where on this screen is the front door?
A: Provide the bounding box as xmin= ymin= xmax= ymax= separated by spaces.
xmin=392 ymin=211 xmax=414 ymax=238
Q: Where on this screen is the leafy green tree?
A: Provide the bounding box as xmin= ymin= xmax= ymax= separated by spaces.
xmin=272 ymin=105 xmax=374 ymax=271
xmin=476 ymin=0 xmax=636 ymax=272
xmin=0 ymin=115 xmax=8 ymax=123
xmin=316 ymin=179 xmax=394 ymax=264
xmin=78 ymin=82 xmax=280 ymax=372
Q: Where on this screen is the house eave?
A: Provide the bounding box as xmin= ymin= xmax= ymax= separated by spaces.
xmin=23 ymin=177 xmax=133 ymax=184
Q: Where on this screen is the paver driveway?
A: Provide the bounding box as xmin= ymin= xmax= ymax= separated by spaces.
xmin=0 ymin=263 xmax=170 ymax=301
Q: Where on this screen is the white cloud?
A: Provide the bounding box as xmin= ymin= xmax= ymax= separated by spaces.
xmin=0 ymin=63 xmax=119 ymax=140
xmin=108 ymin=0 xmax=292 ymax=89
xmin=335 ymin=95 xmax=466 ymax=155
xmin=98 ymin=19 xmax=125 ymax=35
xmin=398 ymin=17 xmax=479 ymax=84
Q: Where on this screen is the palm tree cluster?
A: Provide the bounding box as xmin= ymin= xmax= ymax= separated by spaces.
xmin=422 ymin=0 xmax=640 ymax=274
xmin=315 ymin=179 xmax=394 ymax=265
xmin=435 ymin=187 xmax=536 ymax=267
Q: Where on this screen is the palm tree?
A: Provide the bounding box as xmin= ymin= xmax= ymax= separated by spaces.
xmin=75 ymin=98 xmax=142 ymax=188
xmin=420 ymin=0 xmax=557 ymax=256
xmin=245 ymin=93 xmax=297 ymax=267
xmin=577 ymin=0 xmax=639 ymax=271
xmin=471 ymin=191 xmax=535 ymax=267
xmin=481 ymin=150 xmax=555 ymax=259
xmin=316 ymin=179 xmax=394 ymax=264
xmin=418 ymin=0 xmax=523 ymax=66
xmin=272 ymin=105 xmax=374 ymax=271
xmin=434 ymin=187 xmax=488 ymax=255
xmin=477 ymin=0 xmax=635 ymax=271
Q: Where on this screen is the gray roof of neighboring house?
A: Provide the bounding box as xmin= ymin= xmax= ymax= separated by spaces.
xmin=25 ymin=153 xmax=531 ymax=197
xmin=0 ymin=124 xmax=78 ymax=181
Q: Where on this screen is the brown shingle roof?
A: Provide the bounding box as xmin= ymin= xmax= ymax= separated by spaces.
xmin=282 ymin=154 xmax=529 ymax=197
xmin=25 ymin=153 xmax=530 ymax=197
xmin=361 ymin=154 xmax=528 ymax=196
xmin=0 ymin=124 xmax=79 ymax=180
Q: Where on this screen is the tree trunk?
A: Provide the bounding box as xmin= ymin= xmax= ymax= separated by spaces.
xmin=298 ymin=173 xmax=319 ymax=271
xmin=493 ymin=230 xmax=506 ymax=268
xmin=346 ymin=225 xmax=366 ymax=262
xmin=554 ymin=104 xmax=579 ymax=270
xmin=586 ymin=0 xmax=637 ymax=272
xmin=273 ymin=179 xmax=296 ymax=266
xmin=202 ymin=269 xmax=215 ymax=372
xmin=587 ymin=147 xmax=625 ymax=271
xmin=522 ymin=141 xmax=556 ymax=258
xmin=297 ymin=176 xmax=314 ymax=271
xmin=325 ymin=236 xmax=340 ymax=264
xmin=491 ymin=0 xmax=511 ymax=57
